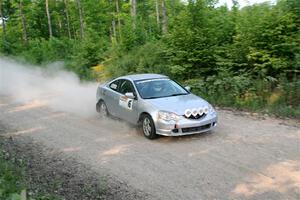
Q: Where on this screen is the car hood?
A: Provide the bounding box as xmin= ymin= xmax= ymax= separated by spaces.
xmin=146 ymin=94 xmax=209 ymax=115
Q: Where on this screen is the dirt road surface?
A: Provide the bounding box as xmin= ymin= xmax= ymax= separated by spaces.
xmin=0 ymin=95 xmax=299 ymax=200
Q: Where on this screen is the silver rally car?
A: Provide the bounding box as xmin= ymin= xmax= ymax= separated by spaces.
xmin=96 ymin=74 xmax=217 ymax=139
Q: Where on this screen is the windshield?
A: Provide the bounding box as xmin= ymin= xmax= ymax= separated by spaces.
xmin=134 ymin=79 xmax=189 ymax=99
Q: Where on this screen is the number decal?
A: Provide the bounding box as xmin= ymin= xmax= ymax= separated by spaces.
xmin=119 ymin=96 xmax=133 ymax=110
xmin=127 ymin=99 xmax=133 ymax=109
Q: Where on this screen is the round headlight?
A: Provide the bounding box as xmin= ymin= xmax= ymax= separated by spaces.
xmin=185 ymin=109 xmax=192 ymax=118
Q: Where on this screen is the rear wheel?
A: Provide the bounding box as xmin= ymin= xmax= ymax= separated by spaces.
xmin=141 ymin=114 xmax=157 ymax=139
xmin=96 ymin=101 xmax=108 ymax=118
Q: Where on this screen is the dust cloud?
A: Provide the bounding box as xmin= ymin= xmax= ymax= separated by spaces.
xmin=0 ymin=58 xmax=99 ymax=118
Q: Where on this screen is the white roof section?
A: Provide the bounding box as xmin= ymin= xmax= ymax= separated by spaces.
xmin=119 ymin=73 xmax=168 ymax=81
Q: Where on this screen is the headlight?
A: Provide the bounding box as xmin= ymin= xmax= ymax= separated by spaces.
xmin=158 ymin=111 xmax=180 ymax=121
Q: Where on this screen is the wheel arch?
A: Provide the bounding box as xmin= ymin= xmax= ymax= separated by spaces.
xmin=138 ymin=112 xmax=152 ymax=124
xmin=139 ymin=111 xmax=158 ymax=139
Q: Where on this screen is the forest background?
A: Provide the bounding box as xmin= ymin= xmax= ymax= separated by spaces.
xmin=0 ymin=0 xmax=299 ymax=117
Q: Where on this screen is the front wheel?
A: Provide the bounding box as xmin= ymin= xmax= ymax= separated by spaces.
xmin=141 ymin=114 xmax=157 ymax=139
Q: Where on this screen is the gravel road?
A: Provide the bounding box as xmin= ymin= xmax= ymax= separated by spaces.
xmin=0 ymin=95 xmax=299 ymax=200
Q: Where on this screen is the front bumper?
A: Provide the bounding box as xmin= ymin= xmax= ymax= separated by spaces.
xmin=155 ymin=113 xmax=217 ymax=136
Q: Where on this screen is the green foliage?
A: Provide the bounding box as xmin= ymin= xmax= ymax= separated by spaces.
xmin=20 ymin=37 xmax=73 ymax=64
xmin=184 ymin=75 xmax=300 ymax=117
xmin=104 ymin=41 xmax=168 ymax=77
xmin=66 ymin=33 xmax=110 ymax=80
xmin=0 ymin=0 xmax=299 ymax=117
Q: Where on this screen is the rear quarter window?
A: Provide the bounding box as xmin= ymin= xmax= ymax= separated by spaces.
xmin=109 ymin=80 xmax=119 ymax=91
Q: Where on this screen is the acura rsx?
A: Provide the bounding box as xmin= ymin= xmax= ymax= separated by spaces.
xmin=96 ymin=74 xmax=217 ymax=139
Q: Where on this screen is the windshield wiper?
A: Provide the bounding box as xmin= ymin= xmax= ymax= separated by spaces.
xmin=170 ymin=93 xmax=188 ymax=96
xmin=144 ymin=96 xmax=160 ymax=99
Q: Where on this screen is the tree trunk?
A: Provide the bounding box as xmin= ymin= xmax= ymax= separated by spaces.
xmin=45 ymin=0 xmax=53 ymax=38
xmin=108 ymin=0 xmax=116 ymax=43
xmin=19 ymin=0 xmax=28 ymax=44
xmin=0 ymin=0 xmax=6 ymax=39
xmin=111 ymin=19 xmax=116 ymax=43
xmin=64 ymin=0 xmax=71 ymax=39
xmin=155 ymin=0 xmax=160 ymax=29
xmin=161 ymin=0 xmax=167 ymax=34
xmin=55 ymin=0 xmax=62 ymax=36
xmin=130 ymin=0 xmax=136 ymax=29
xmin=170 ymin=0 xmax=175 ymax=17
xmin=115 ymin=0 xmax=121 ymax=42
xmin=76 ymin=0 xmax=84 ymax=39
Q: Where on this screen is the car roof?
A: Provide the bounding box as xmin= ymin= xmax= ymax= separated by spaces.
xmin=118 ymin=73 xmax=168 ymax=81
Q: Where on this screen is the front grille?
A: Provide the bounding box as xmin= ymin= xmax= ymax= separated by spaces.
xmin=181 ymin=123 xmax=211 ymax=133
xmin=184 ymin=113 xmax=206 ymax=120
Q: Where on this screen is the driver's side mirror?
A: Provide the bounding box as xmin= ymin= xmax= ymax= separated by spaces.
xmin=125 ymin=92 xmax=135 ymax=99
xmin=185 ymin=86 xmax=191 ymax=92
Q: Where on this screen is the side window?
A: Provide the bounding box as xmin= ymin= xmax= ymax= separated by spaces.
xmin=119 ymin=80 xmax=135 ymax=95
xmin=109 ymin=80 xmax=119 ymax=91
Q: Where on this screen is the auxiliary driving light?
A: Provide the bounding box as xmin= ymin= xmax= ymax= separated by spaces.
xmin=192 ymin=108 xmax=198 ymax=117
xmin=185 ymin=109 xmax=192 ymax=118
xmin=198 ymin=107 xmax=204 ymax=115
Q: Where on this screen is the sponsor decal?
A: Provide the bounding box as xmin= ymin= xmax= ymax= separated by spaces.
xmin=110 ymin=83 xmax=117 ymax=89
xmin=135 ymin=78 xmax=168 ymax=84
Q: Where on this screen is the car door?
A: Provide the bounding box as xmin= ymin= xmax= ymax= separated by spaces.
xmin=117 ymin=79 xmax=139 ymax=124
xmin=104 ymin=79 xmax=122 ymax=116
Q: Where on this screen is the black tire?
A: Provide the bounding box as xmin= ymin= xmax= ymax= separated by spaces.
xmin=141 ymin=114 xmax=157 ymax=139
xmin=96 ymin=100 xmax=109 ymax=118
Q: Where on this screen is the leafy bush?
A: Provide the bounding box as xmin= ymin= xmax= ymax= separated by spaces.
xmin=104 ymin=41 xmax=169 ymax=78
xmin=20 ymin=37 xmax=73 ymax=65
xmin=184 ymin=74 xmax=300 ymax=118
